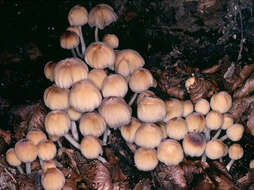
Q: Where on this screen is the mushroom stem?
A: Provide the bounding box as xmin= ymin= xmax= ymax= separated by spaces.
xmin=205 ymin=129 xmax=210 ymax=141
xmin=95 ymin=27 xmax=99 ymax=42
xmin=212 ymin=129 xmax=221 ymax=139
xmin=39 ymin=159 xmax=44 ymax=168
xmin=78 ymin=26 xmax=86 ymax=54
xmin=57 ymin=140 xmax=62 ymax=148
xmin=17 ymin=166 xmax=24 ymax=174
xmin=201 ymin=153 xmax=207 ymax=162
xmin=26 ymin=162 xmax=31 ymax=174
xmin=219 ymin=135 xmax=227 ymax=141
xmin=75 ymin=46 xmax=82 ymax=58
xmin=71 ymin=49 xmax=77 ymax=57
xmin=226 ymin=159 xmax=235 ymax=171
xmin=102 ymin=128 xmax=111 ymax=146
xmin=128 ymin=92 xmax=138 ymax=106
xmin=71 ymin=121 xmax=79 ymax=141
xmin=97 ymin=156 xmax=107 ymax=163
xmin=64 ymin=133 xmax=81 ymax=150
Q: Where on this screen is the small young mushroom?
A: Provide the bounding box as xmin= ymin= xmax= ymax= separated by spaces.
xmin=205 ymin=110 xmax=223 ymax=140
xmin=66 ymin=26 xmax=82 ymax=57
xmin=226 ymin=144 xmax=243 ymax=171
xmin=220 ymin=123 xmax=244 ymax=142
xmin=195 ymin=98 xmax=210 ymax=115
xmin=88 ymin=69 xmax=107 ymax=90
xmin=185 ymin=112 xmax=206 ymax=132
xmin=182 ymin=100 xmax=194 ymax=117
xmin=134 ymin=148 xmax=158 ymax=171
xmin=60 ymin=30 xmax=80 ymax=57
xmin=42 ymin=160 xmax=56 ymax=172
xmin=41 ymin=168 xmax=65 ymax=190
xmin=37 ymin=140 xmax=57 ymax=166
xmin=213 ymin=113 xmax=234 ymax=139
xmin=26 ymin=129 xmax=47 ymax=146
xmin=6 ymin=148 xmax=24 ymax=174
xmin=136 ymin=90 xmax=156 ymax=104
xmin=163 ymin=98 xmax=183 ymax=122
xmin=67 ymin=107 xmax=82 ymax=141
xmin=44 ymin=61 xmax=56 ymax=82
xmin=157 ymin=139 xmax=184 ymax=165
xmin=80 ymin=135 xmax=103 ymax=159
xmin=120 ymin=117 xmax=141 ymax=143
xmin=210 ymin=91 xmax=232 ymax=113
xmin=102 ymin=34 xmax=119 ymax=49
xmin=166 ymin=117 xmax=188 ymax=140
xmin=204 ymin=139 xmax=227 ymax=161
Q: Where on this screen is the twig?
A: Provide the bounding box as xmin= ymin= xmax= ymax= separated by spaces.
xmin=4 ymin=168 xmax=17 ymax=183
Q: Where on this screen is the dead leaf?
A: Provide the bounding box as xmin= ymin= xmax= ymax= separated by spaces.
xmin=234 ymin=73 xmax=254 ymax=98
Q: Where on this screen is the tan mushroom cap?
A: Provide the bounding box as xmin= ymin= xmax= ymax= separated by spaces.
xmin=68 ymin=5 xmax=88 ymax=26
xmin=6 ymin=148 xmax=22 ymax=167
xmin=45 ymin=110 xmax=71 ymax=137
xmin=166 ymin=117 xmax=188 ymax=140
xmin=157 ymin=122 xmax=167 ymax=139
xmin=44 ymin=61 xmax=56 ymax=82
xmin=210 ymin=91 xmax=232 ymax=113
xmin=80 ymin=136 xmax=102 ymax=159
xmin=60 ymin=31 xmax=80 ymax=50
xmin=37 ymin=140 xmax=57 ymax=161
xmin=249 ymin=159 xmax=254 ymax=168
xmin=85 ymin=42 xmax=115 ymax=69
xmin=115 ymin=49 xmax=145 ymax=78
xmin=88 ymin=69 xmax=107 ymax=89
xmin=205 ymin=139 xmax=227 ymax=160
xmin=88 ymin=4 xmax=117 ymax=30
xmin=134 ymin=123 xmax=162 ymax=149
xmin=69 ymin=79 xmax=102 ymax=113
xmin=195 ymin=98 xmax=210 ymax=115
xmin=42 ymin=168 xmax=65 ymax=190
xmin=42 ymin=160 xmax=56 ymax=172
xmin=44 ymin=85 xmax=69 ymax=110
xmin=157 ymin=139 xmax=184 ymax=165
xmin=182 ymin=132 xmax=206 ymax=157
xmin=205 ymin=111 xmax=223 ymax=130
xmin=67 ymin=107 xmax=82 ymax=121
xmin=99 ymin=96 xmax=131 ymax=128
xmin=137 ymin=97 xmax=166 ymax=123
xmin=79 ymin=112 xmax=106 ymax=137
xmin=228 ymin=144 xmax=243 ymax=160
xmin=136 ymin=90 xmax=156 ymax=104
xmin=54 ymin=57 xmax=88 ymax=89
xmin=103 ymin=34 xmax=119 ymax=49
xmin=185 ymin=112 xmax=206 ymax=132
xmin=226 ymin=123 xmax=244 ymax=141
xmin=120 ymin=117 xmax=141 ymax=143
xmin=134 ymin=148 xmax=158 ymax=171
xmin=102 ymin=74 xmax=128 ymax=98
xmin=163 ymin=98 xmax=183 ymax=122
xmin=26 ymin=129 xmax=47 ymax=146
xmin=221 ymin=114 xmax=234 ymax=130
xmin=15 ymin=139 xmax=38 ymax=163
xmin=66 ymin=26 xmax=80 ymax=36
xmin=182 ymin=100 xmax=194 ymax=117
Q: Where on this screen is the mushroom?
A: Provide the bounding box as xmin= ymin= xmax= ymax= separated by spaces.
xmin=54 ymin=57 xmax=88 ymax=89
xmin=88 ymin=69 xmax=107 ymax=89
xmin=220 ymin=123 xmax=244 ymax=142
xmin=15 ymin=139 xmax=38 ymax=174
xmin=205 ymin=110 xmax=223 ymax=140
xmin=37 ymin=140 xmax=57 ymax=167
xmin=213 ymin=113 xmax=234 ymax=139
xmin=68 ymin=5 xmax=88 ymax=55
xmin=157 ymin=122 xmax=168 ymax=139
xmin=43 ymin=85 xmax=69 ymax=111
xmin=44 ymin=61 xmax=56 ymax=82
xmin=67 ymin=107 xmax=82 ymax=141
xmin=69 ymin=79 xmax=102 ymax=113
xmin=163 ymin=98 xmax=183 ymax=122
xmin=136 ymin=90 xmax=156 ymax=104
xmin=195 ymin=98 xmax=210 ymax=115
xmin=134 ymin=148 xmax=158 ymax=171
xmin=182 ymin=100 xmax=194 ymax=117
xmin=137 ymin=96 xmax=166 ymax=123
xmin=88 ymin=4 xmax=117 ymax=41
xmin=226 ymin=143 xmax=243 ymax=171
xmin=250 ymin=159 xmax=254 ymax=168
xmin=210 ymin=91 xmax=232 ymax=113
xmin=120 ymin=117 xmax=141 ymax=143
xmin=42 ymin=160 xmax=56 ymax=172
xmin=166 ymin=117 xmax=188 ymax=140
xmin=203 ymin=139 xmax=227 ymax=161
xmin=80 ymin=135 xmax=103 ymax=159
xmin=60 ymin=30 xmax=80 ymax=57
xmin=6 ymin=148 xmax=24 ymax=174
xmin=157 ymin=139 xmax=184 ymax=165
xmin=102 ymin=34 xmax=119 ymax=49
xmin=185 ymin=112 xmax=206 ymax=132
xmin=26 ymin=129 xmax=47 ymax=146
xmin=101 ymin=74 xmax=128 ymax=98
xmin=66 ymin=26 xmax=83 ymax=57
xmin=41 ymin=168 xmax=65 ymax=190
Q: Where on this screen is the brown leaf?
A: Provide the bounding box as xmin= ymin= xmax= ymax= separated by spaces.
xmin=247 ymin=107 xmax=254 ymax=135
xmin=201 ymin=64 xmax=220 ymax=74
xmin=133 ymin=178 xmax=151 ymax=190
xmin=234 ymin=73 xmax=254 ymax=98
xmin=27 ymin=102 xmax=46 ymax=131
xmin=166 ymin=86 xmax=185 ymax=100
xmin=17 ymin=174 xmax=36 ymax=190
xmin=0 ymin=129 xmax=11 ymax=144
xmin=238 ymin=168 xmax=254 ymax=187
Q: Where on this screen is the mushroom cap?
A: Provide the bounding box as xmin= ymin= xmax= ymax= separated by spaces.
xmin=103 ymin=34 xmax=119 ymax=49
xmin=205 ymin=139 xmax=227 ymax=160
xmin=157 ymin=139 xmax=184 ymax=165
xmin=67 ymin=107 xmax=82 ymax=121
xmin=228 ymin=144 xmax=244 ymax=160
xmin=69 ymin=79 xmax=102 ymax=113
xmin=88 ymin=69 xmax=107 ymax=89
xmin=249 ymin=159 xmax=254 ymax=168
xmin=45 ymin=110 xmax=70 ymax=136
xmin=120 ymin=117 xmax=141 ymax=143
xmin=54 ymin=57 xmax=88 ymax=89
xmin=134 ymin=148 xmax=158 ymax=171
xmin=226 ymin=123 xmax=244 ymax=141
xmin=166 ymin=117 xmax=188 ymax=140
xmin=49 ymin=135 xmax=60 ymax=142
xmin=182 ymin=132 xmax=206 ymax=157
xmin=185 ymin=76 xmax=195 ymax=90
xmin=195 ymin=98 xmax=210 ymax=115
xmin=15 ymin=139 xmax=37 ymax=163
xmin=210 ymin=91 xmax=232 ymax=113
xmin=80 ymin=136 xmax=102 ymax=159
xmin=182 ymin=100 xmax=194 ymax=117
xmin=60 ymin=31 xmax=80 ymax=50
xmin=79 ymin=112 xmax=106 ymax=137
xmin=44 ymin=85 xmax=69 ymax=110
xmin=136 ymin=90 xmax=156 ymax=104
xmin=205 ymin=111 xmax=223 ymax=130
xmin=68 ymin=5 xmax=88 ymax=26
xmin=37 ymin=140 xmax=57 ymax=161
xmin=163 ymin=98 xmax=183 ymax=122
xmin=26 ymin=129 xmax=47 ymax=146
xmin=137 ymin=97 xmax=166 ymax=123
xmin=115 ymin=49 xmax=145 ymax=78
xmin=41 ymin=168 xmax=65 ymax=190
xmin=157 ymin=122 xmax=167 ymax=139
xmin=66 ymin=26 xmax=80 ymax=36
xmin=185 ymin=112 xmax=205 ymax=132
xmin=134 ymin=123 xmax=162 ymax=149
xmin=129 ymin=68 xmax=154 ymax=93
xmin=101 ymin=74 xmax=128 ymax=98
xmin=85 ymin=42 xmax=115 ymax=69
xmin=88 ymin=4 xmax=117 ymax=29
xmin=6 ymin=148 xmax=22 ymax=167
xmin=44 ymin=61 xmax=56 ymax=82
xmin=42 ymin=160 xmax=56 ymax=172
xmin=99 ymin=96 xmax=131 ymax=128
xmin=221 ymin=114 xmax=234 ymax=130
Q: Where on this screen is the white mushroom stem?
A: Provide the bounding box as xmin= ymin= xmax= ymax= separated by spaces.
xmin=39 ymin=159 xmax=44 ymax=168
xmin=219 ymin=135 xmax=228 ymax=141
xmin=95 ymin=27 xmax=99 ymax=42
xmin=71 ymin=121 xmax=79 ymax=141
xmin=205 ymin=129 xmax=211 ymax=141
xmin=26 ymin=162 xmax=31 ymax=174
xmin=102 ymin=128 xmax=111 ymax=146
xmin=71 ymin=49 xmax=77 ymax=57
xmin=57 ymin=140 xmax=62 ymax=148
xmin=75 ymin=46 xmax=82 ymax=58
xmin=78 ymin=26 xmax=86 ymax=54
xmin=226 ymin=159 xmax=235 ymax=171
xmin=97 ymin=156 xmax=108 ymax=163
xmin=201 ymin=153 xmax=207 ymax=162
xmin=17 ymin=166 xmax=24 ymax=174
xmin=64 ymin=133 xmax=80 ymax=150
xmin=212 ymin=129 xmax=222 ymax=139
xmin=128 ymin=92 xmax=138 ymax=106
